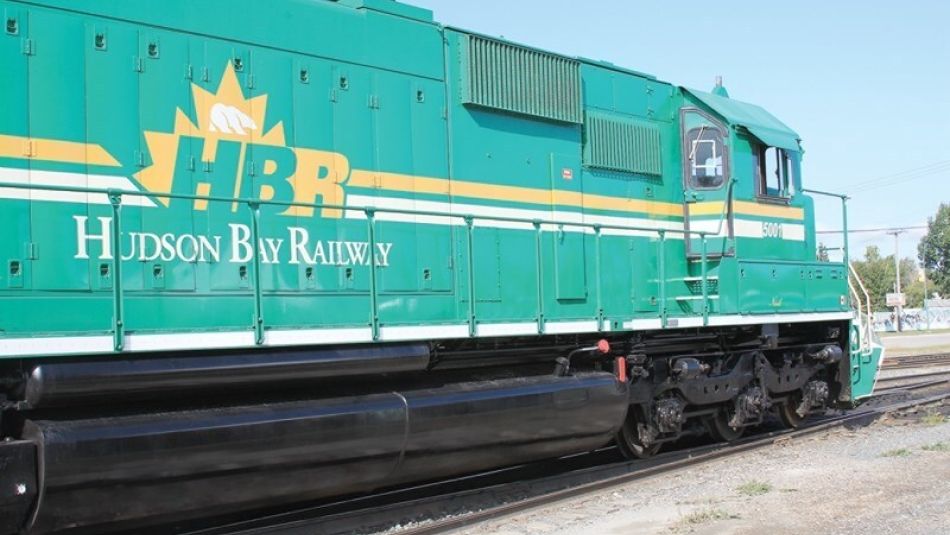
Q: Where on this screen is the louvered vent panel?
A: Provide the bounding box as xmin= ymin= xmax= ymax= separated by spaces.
xmin=463 ymin=35 xmax=582 ymax=124
xmin=584 ymin=112 xmax=663 ymax=176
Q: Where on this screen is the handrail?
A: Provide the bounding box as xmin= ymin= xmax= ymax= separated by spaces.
xmin=802 ymin=188 xmax=849 ymax=200
xmin=0 ymin=180 xmax=731 ymax=345
xmin=248 ymin=203 xmax=266 ymax=345
xmin=684 ymin=178 xmax=734 ymax=324
xmin=366 ymin=210 xmax=380 ymax=340
xmin=712 ymin=178 xmax=736 ymax=238
xmin=847 ymin=280 xmax=869 ymax=354
xmin=848 ymin=262 xmax=874 ymax=355
xmin=701 ymin=178 xmax=735 ymax=322
xmin=802 ymin=188 xmax=851 ymax=266
xmin=684 ymin=178 xmax=734 ymax=243
xmin=108 ymin=194 xmax=124 ymax=352
xmin=534 ymin=221 xmax=545 ymax=333
xmin=805 ymin=188 xmax=870 ymax=357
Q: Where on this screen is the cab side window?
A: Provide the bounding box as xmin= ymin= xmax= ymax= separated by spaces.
xmin=686 ymin=125 xmax=726 ymax=189
xmin=755 ymin=145 xmax=794 ymax=199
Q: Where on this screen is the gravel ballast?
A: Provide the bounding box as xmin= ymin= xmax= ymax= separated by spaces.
xmin=452 ymin=413 xmax=950 ymax=535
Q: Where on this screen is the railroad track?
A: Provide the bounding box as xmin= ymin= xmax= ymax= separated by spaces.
xmin=881 ymin=353 xmax=950 ymax=370
xmin=873 ymin=355 xmax=950 ymax=394
xmin=874 ymin=370 xmax=950 ymax=393
xmin=184 ymin=389 xmax=950 ymax=535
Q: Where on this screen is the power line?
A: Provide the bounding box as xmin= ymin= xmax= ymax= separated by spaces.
xmin=816 ymin=225 xmax=928 ymax=235
xmin=843 ymin=159 xmax=950 ymax=189
xmin=856 ymin=167 xmax=950 ymax=194
xmin=841 ymin=159 xmax=950 ymax=194
xmin=871 ymin=160 xmax=950 ymax=180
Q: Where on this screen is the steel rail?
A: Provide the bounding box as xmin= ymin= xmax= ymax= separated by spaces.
xmin=881 ymin=353 xmax=950 ymax=370
xmin=875 ymin=370 xmax=950 ymax=386
xmin=871 ymin=368 xmax=950 ymax=396
xmin=874 ymin=378 xmax=950 ymax=395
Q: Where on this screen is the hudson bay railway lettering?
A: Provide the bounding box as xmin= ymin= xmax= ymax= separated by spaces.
xmin=73 ymin=216 xmax=393 ymax=267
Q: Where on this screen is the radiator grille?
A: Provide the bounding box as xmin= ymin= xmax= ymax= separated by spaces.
xmin=584 ymin=112 xmax=663 ymax=176
xmin=686 ymin=278 xmax=719 ymax=296
xmin=463 ymin=35 xmax=582 ymax=124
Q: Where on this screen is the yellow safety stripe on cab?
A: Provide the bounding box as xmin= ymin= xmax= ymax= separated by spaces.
xmin=689 ymin=200 xmax=804 ymax=221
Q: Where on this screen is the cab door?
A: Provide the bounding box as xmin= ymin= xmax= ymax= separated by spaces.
xmin=680 ymin=109 xmax=733 ymax=258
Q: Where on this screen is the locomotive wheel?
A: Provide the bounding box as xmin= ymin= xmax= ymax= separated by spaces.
xmin=776 ymin=393 xmax=805 ymax=429
xmin=616 ymin=411 xmax=661 ymax=459
xmin=704 ymin=407 xmax=744 ymax=443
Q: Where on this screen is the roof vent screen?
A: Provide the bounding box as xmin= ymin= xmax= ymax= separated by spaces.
xmin=584 ymin=111 xmax=663 ymax=176
xmin=462 ymin=34 xmax=582 ymax=124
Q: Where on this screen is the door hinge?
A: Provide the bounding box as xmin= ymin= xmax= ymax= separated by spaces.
xmin=21 ymin=37 xmax=33 ymax=56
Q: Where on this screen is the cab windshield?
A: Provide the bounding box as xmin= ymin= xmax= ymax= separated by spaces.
xmin=687 ymin=126 xmax=725 ymax=188
xmin=682 ymin=110 xmax=728 ymax=190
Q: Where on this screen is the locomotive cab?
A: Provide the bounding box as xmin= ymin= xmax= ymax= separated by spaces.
xmin=680 ymin=81 xmax=808 ymax=260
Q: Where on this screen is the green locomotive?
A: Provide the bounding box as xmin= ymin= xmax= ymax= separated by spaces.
xmin=0 ymin=0 xmax=882 ymax=532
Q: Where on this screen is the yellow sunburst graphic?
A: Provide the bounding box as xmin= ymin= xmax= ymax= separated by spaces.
xmin=135 ymin=62 xmax=286 ymax=207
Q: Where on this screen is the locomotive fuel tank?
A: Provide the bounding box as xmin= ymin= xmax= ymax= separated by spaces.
xmin=16 ymin=372 xmax=627 ymax=534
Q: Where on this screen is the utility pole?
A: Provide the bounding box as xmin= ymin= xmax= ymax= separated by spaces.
xmin=887 ymin=230 xmax=906 ymax=332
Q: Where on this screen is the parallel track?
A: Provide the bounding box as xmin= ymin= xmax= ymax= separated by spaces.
xmin=186 ymin=390 xmax=950 ymax=535
xmin=873 ymin=353 xmax=950 ymax=393
xmin=881 ymin=353 xmax=950 ymax=370
xmin=874 ymin=370 xmax=950 ymax=393
xmin=876 ymin=370 xmax=950 ymax=385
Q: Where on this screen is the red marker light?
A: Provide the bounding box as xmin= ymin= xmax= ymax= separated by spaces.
xmin=597 ymin=339 xmax=611 ymax=354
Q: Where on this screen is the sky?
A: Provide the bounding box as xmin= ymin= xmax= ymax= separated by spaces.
xmin=411 ymin=0 xmax=950 ymax=266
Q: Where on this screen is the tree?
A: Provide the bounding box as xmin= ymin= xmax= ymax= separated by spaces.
xmin=904 ymin=277 xmax=926 ymax=308
xmin=918 ymin=203 xmax=950 ymax=297
xmin=851 ymin=246 xmax=919 ymax=312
